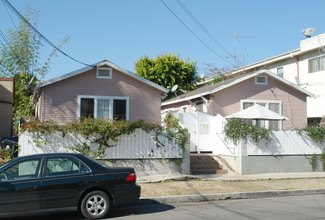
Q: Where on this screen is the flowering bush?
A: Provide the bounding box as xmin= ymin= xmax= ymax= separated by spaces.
xmin=0 ymin=148 xmax=11 ymax=166
xmin=224 ymin=119 xmax=270 ymax=144
xmin=20 ymin=116 xmax=188 ymax=158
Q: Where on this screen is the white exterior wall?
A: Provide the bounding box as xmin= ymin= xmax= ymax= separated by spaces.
xmin=300 ymin=51 xmax=325 ymax=118
xmin=259 ymin=34 xmax=325 ymax=119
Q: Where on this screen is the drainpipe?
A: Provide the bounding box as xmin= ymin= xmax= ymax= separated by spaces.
xmin=290 ymin=52 xmax=300 ymax=86
xmin=296 ymin=58 xmax=300 ymax=86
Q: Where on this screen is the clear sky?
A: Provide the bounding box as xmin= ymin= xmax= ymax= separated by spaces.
xmin=1 ymin=0 xmax=324 ymax=80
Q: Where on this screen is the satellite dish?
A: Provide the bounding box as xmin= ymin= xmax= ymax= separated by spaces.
xmin=171 ymin=85 xmax=178 ymax=93
xmin=302 ymin=27 xmax=316 ymax=38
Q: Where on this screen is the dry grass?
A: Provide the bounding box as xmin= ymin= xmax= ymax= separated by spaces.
xmin=140 ymin=178 xmax=325 ymax=197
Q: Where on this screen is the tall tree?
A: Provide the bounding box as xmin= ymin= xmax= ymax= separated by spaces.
xmin=135 ymin=53 xmax=199 ymax=99
xmin=0 ymin=6 xmax=69 ymax=131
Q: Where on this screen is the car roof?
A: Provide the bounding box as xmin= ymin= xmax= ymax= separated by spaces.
xmin=13 ymin=153 xmax=85 ymax=161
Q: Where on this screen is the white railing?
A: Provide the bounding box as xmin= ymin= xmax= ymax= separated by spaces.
xmin=19 ymin=129 xmax=183 ymax=159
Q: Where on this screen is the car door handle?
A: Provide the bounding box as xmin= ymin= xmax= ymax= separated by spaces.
xmin=25 ymin=186 xmax=37 ymax=190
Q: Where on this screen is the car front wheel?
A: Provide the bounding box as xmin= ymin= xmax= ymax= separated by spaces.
xmin=81 ymin=191 xmax=110 ymax=219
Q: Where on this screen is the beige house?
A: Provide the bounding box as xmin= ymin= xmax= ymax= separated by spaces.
xmin=162 ymin=69 xmax=314 ymax=130
xmin=36 ymin=60 xmax=168 ymax=124
xmin=0 ymin=78 xmax=14 ymax=140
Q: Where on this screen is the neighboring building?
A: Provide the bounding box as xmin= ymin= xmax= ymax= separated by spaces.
xmin=36 ymin=60 xmax=168 ymax=124
xmin=0 ymin=78 xmax=14 ymax=140
xmin=202 ymin=33 xmax=325 ymax=125
xmin=162 ymin=70 xmax=313 ymax=130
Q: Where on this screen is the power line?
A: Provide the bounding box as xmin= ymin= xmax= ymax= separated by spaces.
xmin=2 ymin=0 xmax=95 ymax=68
xmin=0 ymin=29 xmax=29 ymax=75
xmin=2 ymin=0 xmax=17 ymax=29
xmin=160 ymin=0 xmax=236 ymax=68
xmin=0 ymin=32 xmax=10 ymax=53
xmin=176 ymin=0 xmax=232 ymax=57
xmin=0 ymin=61 xmax=15 ymax=76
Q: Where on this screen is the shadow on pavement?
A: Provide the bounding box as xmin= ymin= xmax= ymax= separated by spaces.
xmin=109 ymin=199 xmax=174 ymax=218
xmin=2 ymin=200 xmax=174 ymax=220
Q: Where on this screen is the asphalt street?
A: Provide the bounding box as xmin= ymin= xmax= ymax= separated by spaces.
xmin=5 ymin=194 xmax=325 ymax=220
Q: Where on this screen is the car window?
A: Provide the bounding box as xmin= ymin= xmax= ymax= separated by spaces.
xmin=46 ymin=157 xmax=89 ymax=177
xmin=84 ymin=155 xmax=110 ymax=169
xmin=0 ymin=158 xmax=41 ymax=181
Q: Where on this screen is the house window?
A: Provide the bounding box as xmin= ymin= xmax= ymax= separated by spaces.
xmin=241 ymin=100 xmax=282 ymax=130
xmin=195 ymin=100 xmax=204 ymax=112
xmin=80 ymin=98 xmax=94 ymax=118
xmin=97 ymin=99 xmax=110 ymax=119
xmin=277 ymin=67 xmax=283 ymax=77
xmin=309 ymin=55 xmax=325 ymax=73
xmin=113 ymin=99 xmax=126 ymax=120
xmin=255 ymin=76 xmax=267 ymax=85
xmin=78 ymin=96 xmax=129 ymax=120
xmin=97 ymin=67 xmax=112 ymax=79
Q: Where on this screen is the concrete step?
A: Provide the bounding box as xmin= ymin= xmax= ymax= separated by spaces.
xmin=190 ymin=154 xmax=228 ymax=175
xmin=190 ymin=163 xmax=222 ymax=169
xmin=191 ymin=168 xmax=228 ymax=175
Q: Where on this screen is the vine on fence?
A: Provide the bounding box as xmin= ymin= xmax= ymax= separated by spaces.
xmin=20 ymin=113 xmax=189 ymax=159
xmin=299 ymin=126 xmax=325 ymax=143
xmin=224 ymin=119 xmax=270 ymax=144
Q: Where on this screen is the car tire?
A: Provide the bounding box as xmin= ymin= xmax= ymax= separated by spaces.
xmin=81 ymin=190 xmax=110 ymax=220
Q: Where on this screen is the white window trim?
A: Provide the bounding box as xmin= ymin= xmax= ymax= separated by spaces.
xmin=96 ymin=67 xmax=112 ymax=79
xmin=308 ymin=54 xmax=325 ymax=73
xmin=255 ymin=75 xmax=268 ymax=85
xmin=277 ymin=67 xmax=284 ymax=77
xmin=240 ymin=99 xmax=283 ymax=130
xmin=77 ymin=95 xmax=129 ymax=120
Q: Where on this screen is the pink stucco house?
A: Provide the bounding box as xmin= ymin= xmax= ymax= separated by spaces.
xmin=162 ymin=69 xmax=314 ymax=130
xmin=36 ymin=60 xmax=168 ymax=124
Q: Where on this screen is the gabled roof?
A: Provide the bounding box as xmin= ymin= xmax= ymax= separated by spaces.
xmin=162 ymin=69 xmax=314 ymax=106
xmin=38 ymin=60 xmax=168 ymax=93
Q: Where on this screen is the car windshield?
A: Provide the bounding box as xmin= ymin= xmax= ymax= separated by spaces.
xmin=84 ymin=155 xmax=110 ymax=169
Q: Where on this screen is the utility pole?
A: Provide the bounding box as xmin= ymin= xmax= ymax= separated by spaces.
xmin=226 ymin=33 xmax=252 ymax=67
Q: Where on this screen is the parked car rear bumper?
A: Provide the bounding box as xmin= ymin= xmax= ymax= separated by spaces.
xmin=111 ymin=184 xmax=141 ymax=205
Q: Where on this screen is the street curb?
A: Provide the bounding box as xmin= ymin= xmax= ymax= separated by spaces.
xmin=136 ymin=188 xmax=325 ymax=205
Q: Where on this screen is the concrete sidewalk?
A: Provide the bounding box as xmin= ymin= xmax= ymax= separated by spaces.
xmin=136 ymin=172 xmax=325 ymax=205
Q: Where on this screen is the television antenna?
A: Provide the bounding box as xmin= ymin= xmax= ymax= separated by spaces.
xmin=302 ymin=27 xmax=316 ymax=38
xmin=226 ymin=33 xmax=252 ymax=67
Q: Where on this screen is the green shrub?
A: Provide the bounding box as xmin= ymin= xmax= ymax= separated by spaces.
xmin=301 ymin=126 xmax=325 ymax=143
xmin=0 ymin=148 xmax=11 ymax=166
xmin=320 ymin=151 xmax=325 ymax=171
xmin=224 ymin=119 xmax=270 ymax=144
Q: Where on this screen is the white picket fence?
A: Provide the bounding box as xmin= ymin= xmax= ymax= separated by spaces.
xmin=19 ymin=129 xmax=183 ymax=159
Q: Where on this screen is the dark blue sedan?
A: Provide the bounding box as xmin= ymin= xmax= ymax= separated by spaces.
xmin=0 ymin=153 xmax=141 ymax=219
